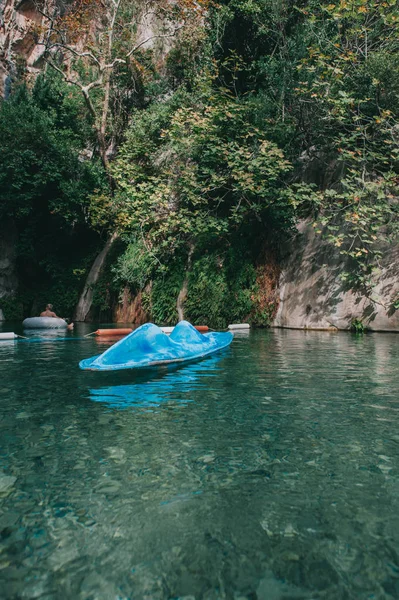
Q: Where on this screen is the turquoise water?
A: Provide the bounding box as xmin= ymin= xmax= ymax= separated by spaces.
xmin=0 ymin=325 xmax=399 ymax=599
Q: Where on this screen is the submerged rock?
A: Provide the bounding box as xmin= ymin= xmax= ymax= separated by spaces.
xmin=0 ymin=472 xmax=16 ymax=495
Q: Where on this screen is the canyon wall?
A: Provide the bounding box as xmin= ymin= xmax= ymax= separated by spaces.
xmin=273 ymin=221 xmax=399 ymax=332
xmin=0 ymin=0 xmax=51 ymax=96
xmin=0 ymin=0 xmax=177 ymax=97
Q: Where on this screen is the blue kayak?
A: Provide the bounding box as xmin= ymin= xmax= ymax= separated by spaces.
xmin=79 ymin=321 xmax=233 ymax=371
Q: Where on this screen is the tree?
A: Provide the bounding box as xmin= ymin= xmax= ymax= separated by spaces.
xmin=34 ymin=0 xmax=208 ymax=319
xmin=0 ymin=78 xmax=102 ymax=224
xmin=294 ymin=0 xmax=399 ymax=288
xmin=212 ymin=0 xmax=399 ymax=289
xmin=103 ymin=74 xmax=317 ymax=318
xmin=38 ymin=0 xmax=207 ymax=172
xmin=0 ymin=76 xmax=105 ymax=316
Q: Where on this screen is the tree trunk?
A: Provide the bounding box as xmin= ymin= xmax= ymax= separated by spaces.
xmin=176 ymin=278 xmax=188 ymax=322
xmin=74 ymin=232 xmax=118 ymax=321
xmin=176 ymin=244 xmax=194 ymax=322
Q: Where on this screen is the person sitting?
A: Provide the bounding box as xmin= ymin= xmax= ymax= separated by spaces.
xmin=40 ymin=304 xmax=59 ymax=318
xmin=40 ymin=304 xmax=74 ymax=330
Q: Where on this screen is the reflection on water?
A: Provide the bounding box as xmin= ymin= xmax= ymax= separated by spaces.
xmin=0 ymin=340 xmax=16 ymax=361
xmin=20 ymin=328 xmax=77 ymax=345
xmin=89 ymin=354 xmax=225 ymax=409
xmin=0 ymin=326 xmax=399 ymax=599
xmin=22 ymin=328 xmax=69 ymax=336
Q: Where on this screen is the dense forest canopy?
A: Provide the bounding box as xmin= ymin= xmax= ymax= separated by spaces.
xmin=0 ymin=0 xmax=398 ymax=324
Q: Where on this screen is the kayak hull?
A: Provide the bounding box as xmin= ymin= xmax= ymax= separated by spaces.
xmin=23 ymin=317 xmax=68 ymax=329
xmin=80 ymin=321 xmax=233 ymax=371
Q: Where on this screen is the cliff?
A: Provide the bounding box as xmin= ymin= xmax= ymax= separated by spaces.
xmin=273 ymin=221 xmax=399 ymax=332
xmin=0 ymin=0 xmax=52 ymax=96
xmin=0 ymin=0 xmax=175 ymax=96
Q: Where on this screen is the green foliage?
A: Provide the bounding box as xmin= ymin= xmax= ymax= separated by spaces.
xmin=350 ymin=318 xmax=366 ymax=334
xmin=208 ymin=0 xmax=399 ymax=290
xmin=17 ymin=246 xmax=100 ymax=318
xmin=185 ymin=251 xmax=257 ymax=328
xmin=293 ymin=0 xmax=399 ymax=287
xmin=90 ymin=239 xmax=130 ymax=319
xmin=112 ymin=239 xmax=161 ymax=292
xmin=0 ymin=76 xmax=105 ymax=223
xmin=116 ymin=243 xmax=259 ymax=328
xmin=3 ymin=0 xmax=398 ymax=322
xmin=0 ymin=297 xmax=24 ymax=321
xmin=314 ymin=172 xmax=399 ymax=288
xmin=96 ymin=0 xmax=398 ymax=323
xmin=165 ymin=22 xmax=208 ymax=88
xmin=148 ymin=266 xmax=186 ymax=326
xmin=0 ymin=74 xmax=107 ymax=318
xmin=250 ymin=293 xmax=277 ymax=328
xmin=107 ymin=74 xmax=318 ymax=270
xmin=101 ymin=59 xmax=318 ymax=326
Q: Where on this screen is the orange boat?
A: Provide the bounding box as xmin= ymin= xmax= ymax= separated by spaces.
xmin=94 ymin=325 xmax=209 ymax=336
xmin=94 ymin=328 xmax=133 ymax=336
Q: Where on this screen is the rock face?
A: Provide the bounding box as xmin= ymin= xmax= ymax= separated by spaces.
xmin=0 ymin=220 xmax=18 ymax=313
xmin=113 ymin=286 xmax=150 ymax=324
xmin=273 ymin=221 xmax=399 ymax=332
xmin=0 ymin=0 xmax=52 ymax=96
xmin=0 ymin=0 xmax=172 ymax=97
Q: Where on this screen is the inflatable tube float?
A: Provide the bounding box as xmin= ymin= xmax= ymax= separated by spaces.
xmin=0 ymin=332 xmax=18 ymax=340
xmin=23 ymin=317 xmax=68 ymax=329
xmin=80 ymin=321 xmax=233 ymax=371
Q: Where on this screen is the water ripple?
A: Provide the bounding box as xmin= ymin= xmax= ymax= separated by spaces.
xmin=0 ymin=329 xmax=398 ymax=599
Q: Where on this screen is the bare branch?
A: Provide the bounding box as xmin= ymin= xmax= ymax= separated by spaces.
xmin=44 ymin=59 xmax=100 ymax=123
xmin=41 ymin=42 xmax=102 ymax=68
xmin=45 ymin=58 xmax=82 ymax=89
xmin=104 ymin=58 xmax=126 ymax=69
xmin=125 ymin=25 xmax=184 ymax=59
xmin=84 ymin=78 xmax=104 ymax=92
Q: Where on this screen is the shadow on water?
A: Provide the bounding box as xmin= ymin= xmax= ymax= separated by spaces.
xmin=87 ymin=352 xmax=228 ymax=409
